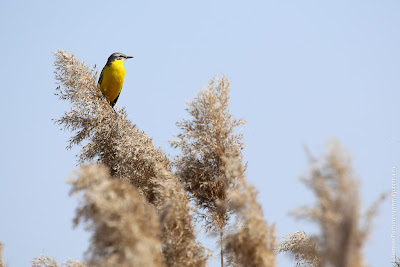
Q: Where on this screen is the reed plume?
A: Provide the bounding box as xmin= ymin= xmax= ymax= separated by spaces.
xmin=68 ymin=164 xmax=163 ymax=267
xmin=31 ymin=255 xmax=85 ymax=267
xmin=171 ymin=76 xmax=246 ymax=266
xmin=222 ymin=156 xmax=277 ymax=267
xmin=0 ymin=243 xmax=3 ymax=267
xmin=54 ymin=50 xmax=207 ymax=267
xmin=280 ymin=140 xmax=385 ymax=267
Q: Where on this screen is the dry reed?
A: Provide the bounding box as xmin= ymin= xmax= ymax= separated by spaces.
xmin=68 ymin=164 xmax=163 ymax=267
xmin=54 ymin=50 xmax=207 ymax=267
xmin=222 ymin=156 xmax=277 ymax=267
xmin=40 ymin=50 xmax=385 ymax=267
xmin=0 ymin=243 xmax=3 ymax=267
xmin=31 ymin=255 xmax=85 ymax=267
xmin=171 ymin=76 xmax=246 ymax=266
xmin=280 ymin=140 xmax=385 ymax=267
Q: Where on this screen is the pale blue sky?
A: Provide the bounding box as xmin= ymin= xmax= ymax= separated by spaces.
xmin=0 ymin=1 xmax=399 ymax=266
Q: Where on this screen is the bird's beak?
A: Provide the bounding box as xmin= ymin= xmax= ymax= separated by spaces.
xmin=126 ymin=56 xmax=133 ymax=59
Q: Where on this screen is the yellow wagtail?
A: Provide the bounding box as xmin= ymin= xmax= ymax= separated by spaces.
xmin=98 ymin=52 xmax=133 ymax=108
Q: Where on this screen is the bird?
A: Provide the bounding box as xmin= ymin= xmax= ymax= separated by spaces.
xmin=98 ymin=52 xmax=133 ymax=108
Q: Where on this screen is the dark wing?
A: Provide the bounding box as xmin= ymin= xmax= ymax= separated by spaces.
xmin=111 ymin=92 xmax=120 ymax=107
xmin=98 ymin=67 xmax=104 ymax=86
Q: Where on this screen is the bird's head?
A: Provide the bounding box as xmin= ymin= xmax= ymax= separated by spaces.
xmin=107 ymin=52 xmax=133 ymax=64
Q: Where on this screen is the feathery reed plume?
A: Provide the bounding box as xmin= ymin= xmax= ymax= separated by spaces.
xmin=31 ymin=256 xmax=59 ymax=267
xmin=279 ymin=231 xmax=320 ymax=267
xmin=222 ymin=156 xmax=276 ymax=267
xmin=69 ymin=164 xmax=163 ymax=267
xmin=154 ymin=165 xmax=210 ymax=267
xmin=171 ymin=76 xmax=246 ymax=266
xmin=54 ymin=50 xmax=207 ymax=266
xmin=31 ymin=256 xmax=86 ymax=267
xmin=61 ymin=259 xmax=86 ymax=267
xmin=0 ymin=243 xmax=3 ymax=267
xmin=283 ymin=140 xmax=384 ymax=267
xmin=54 ymin=49 xmax=166 ymax=200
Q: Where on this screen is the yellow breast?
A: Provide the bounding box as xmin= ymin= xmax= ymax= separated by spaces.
xmin=99 ymin=59 xmax=126 ymax=104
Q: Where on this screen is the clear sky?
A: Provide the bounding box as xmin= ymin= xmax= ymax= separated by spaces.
xmin=0 ymin=1 xmax=399 ymax=266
